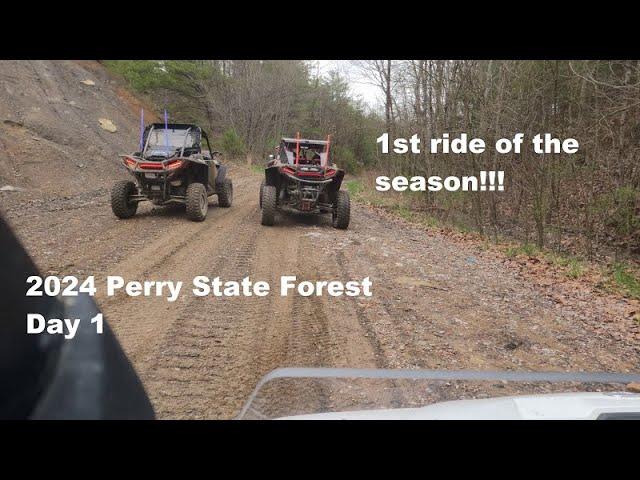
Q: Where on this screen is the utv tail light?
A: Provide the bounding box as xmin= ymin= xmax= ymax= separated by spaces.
xmin=282 ymin=167 xmax=296 ymax=175
xmin=325 ymin=168 xmax=336 ymax=177
xmin=139 ymin=162 xmax=164 ymax=170
xmin=165 ymin=159 xmax=184 ymax=170
xmin=124 ymin=157 xmax=137 ymax=168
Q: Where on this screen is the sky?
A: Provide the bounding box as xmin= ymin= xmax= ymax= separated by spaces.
xmin=313 ymin=60 xmax=381 ymax=109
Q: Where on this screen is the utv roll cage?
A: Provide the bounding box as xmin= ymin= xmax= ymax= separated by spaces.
xmin=278 ymin=136 xmax=331 ymax=166
xmin=139 ymin=123 xmax=217 ymax=159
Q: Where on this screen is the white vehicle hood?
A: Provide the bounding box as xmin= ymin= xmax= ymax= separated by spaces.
xmin=281 ymin=392 xmax=640 ymax=420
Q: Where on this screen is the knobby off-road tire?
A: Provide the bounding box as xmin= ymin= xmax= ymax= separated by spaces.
xmin=332 ymin=190 xmax=350 ymax=229
xmin=261 ymin=185 xmax=277 ymax=226
xmin=218 ymin=178 xmax=233 ymax=207
xmin=186 ymin=183 xmax=208 ymax=222
xmin=111 ymin=180 xmax=138 ymax=219
xmin=259 ymin=180 xmax=265 ymax=208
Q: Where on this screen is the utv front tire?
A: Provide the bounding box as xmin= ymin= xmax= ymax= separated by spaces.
xmin=217 ymin=178 xmax=233 ymax=208
xmin=186 ymin=183 xmax=208 ymax=222
xmin=332 ymin=190 xmax=350 ymax=229
xmin=111 ymin=180 xmax=138 ymax=219
xmin=261 ymin=185 xmax=277 ymax=226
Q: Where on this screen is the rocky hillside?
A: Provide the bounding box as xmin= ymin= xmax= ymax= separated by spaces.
xmin=0 ymin=60 xmax=157 ymax=194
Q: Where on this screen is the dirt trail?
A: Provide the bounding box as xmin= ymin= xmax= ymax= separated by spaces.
xmin=3 ymin=163 xmax=639 ymax=418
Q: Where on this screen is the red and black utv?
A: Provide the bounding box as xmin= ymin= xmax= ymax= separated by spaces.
xmin=111 ymin=123 xmax=233 ymax=222
xmin=259 ymin=134 xmax=350 ymax=229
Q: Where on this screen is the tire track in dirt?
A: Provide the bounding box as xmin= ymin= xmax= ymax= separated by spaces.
xmin=142 ymin=198 xmax=387 ymax=418
xmin=252 ymin=224 xmax=384 ymax=417
xmin=95 ymin=176 xmax=260 ymax=399
xmin=144 ymin=212 xmax=331 ymax=418
xmin=145 ymin=204 xmax=265 ymax=418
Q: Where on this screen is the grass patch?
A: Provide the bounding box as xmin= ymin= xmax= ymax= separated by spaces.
xmin=249 ymin=164 xmax=263 ymax=175
xmin=612 ymin=262 xmax=640 ymax=300
xmin=367 ymin=196 xmax=391 ymax=208
xmin=544 ymin=253 xmax=585 ymax=279
xmin=454 ymin=222 xmax=473 ymax=234
xmin=345 ymin=179 xmax=364 ymax=198
xmin=504 ymin=244 xmax=586 ymax=279
xmin=420 ymin=215 xmax=440 ymax=229
xmin=505 ymin=243 xmax=540 ymax=258
xmin=394 ymin=205 xmax=414 ymax=221
xmin=565 ymin=258 xmax=585 ymax=279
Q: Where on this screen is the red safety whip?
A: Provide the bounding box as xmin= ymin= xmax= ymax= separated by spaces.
xmin=295 ymin=131 xmax=300 ymax=165
xmin=324 ymin=134 xmax=331 ymax=167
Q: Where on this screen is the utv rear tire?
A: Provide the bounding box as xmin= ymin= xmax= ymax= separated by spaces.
xmin=186 ymin=183 xmax=208 ymax=222
xmin=261 ymin=185 xmax=277 ymax=226
xmin=111 ymin=180 xmax=138 ymax=219
xmin=217 ymin=178 xmax=233 ymax=207
xmin=332 ymin=190 xmax=350 ymax=229
xmin=259 ymin=180 xmax=265 ymax=208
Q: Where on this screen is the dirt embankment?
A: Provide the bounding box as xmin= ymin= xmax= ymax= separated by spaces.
xmin=0 ymin=60 xmax=156 ymax=195
xmin=1 ymin=61 xmax=639 ymax=419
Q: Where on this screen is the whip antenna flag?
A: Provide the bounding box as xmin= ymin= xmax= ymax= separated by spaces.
xmin=164 ymin=109 xmax=169 ymax=148
xmin=139 ymin=108 xmax=144 ymax=151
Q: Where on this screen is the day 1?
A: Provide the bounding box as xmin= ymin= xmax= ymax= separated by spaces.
xmin=27 ymin=313 xmax=80 ymax=340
